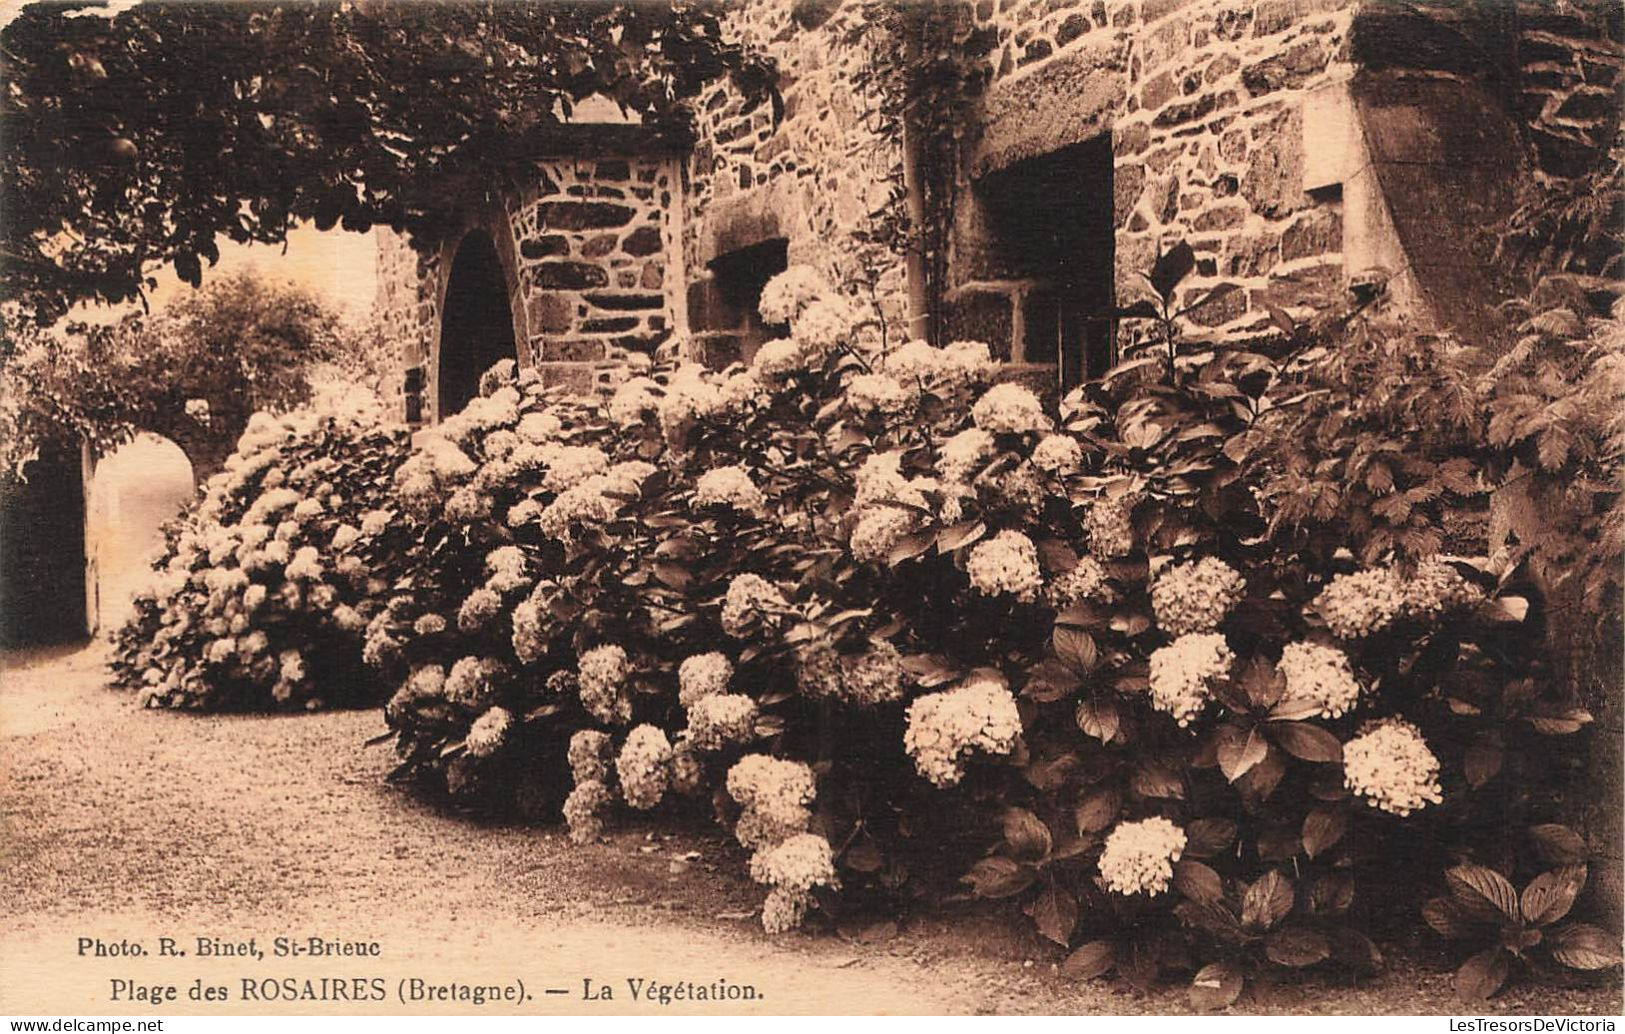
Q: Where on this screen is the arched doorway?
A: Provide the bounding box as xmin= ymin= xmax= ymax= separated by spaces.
xmin=438 ymin=230 xmax=517 ymax=420
xmin=86 ymin=434 xmax=194 ymax=634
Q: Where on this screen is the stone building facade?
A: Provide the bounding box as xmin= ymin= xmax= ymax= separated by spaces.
xmin=375 ymin=0 xmax=1620 ymax=418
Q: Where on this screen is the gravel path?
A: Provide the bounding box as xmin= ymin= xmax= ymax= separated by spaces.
xmin=2 ymin=643 xmax=1619 ymax=1016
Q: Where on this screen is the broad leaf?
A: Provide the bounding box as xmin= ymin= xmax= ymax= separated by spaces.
xmin=1453 ymin=947 xmax=1509 ymax=1000
xmin=1025 ymin=882 xmax=1078 ymax=947
xmin=1188 ymin=961 xmax=1244 ymax=1011
xmin=1173 ymin=859 xmax=1224 ymax=905
xmin=1241 ymin=870 xmax=1295 ymax=931
xmin=1075 ymin=787 xmax=1121 ymax=834
xmin=1529 ymin=824 xmax=1588 ymax=866
xmin=1301 ymin=805 xmax=1346 ymax=860
xmin=1002 ymin=808 xmax=1053 ymax=862
xmin=1075 ymin=697 xmax=1119 ymax=743
xmin=962 ymin=857 xmax=1037 ymax=899
xmin=1270 ymin=721 xmax=1343 ymax=762
xmin=1061 ymin=940 xmax=1116 ymax=981
xmin=1217 ymin=725 xmax=1269 ymax=783
xmin=1265 ymin=927 xmax=1331 ymax=967
xmin=1548 ymin=924 xmax=1624 ymax=970
xmin=1054 ymin=626 xmax=1099 ymax=675
xmin=1446 ymin=864 xmax=1521 ymax=923
xmin=1520 ymin=867 xmax=1585 ymax=927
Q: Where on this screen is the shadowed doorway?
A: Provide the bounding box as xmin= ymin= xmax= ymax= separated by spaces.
xmin=438 ymin=230 xmax=517 ymax=420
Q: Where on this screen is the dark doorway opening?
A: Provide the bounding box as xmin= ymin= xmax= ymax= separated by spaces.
xmin=0 ymin=442 xmax=88 ymax=647
xmin=707 ymin=237 xmax=789 ymax=362
xmin=438 ymin=230 xmax=517 ymax=420
xmin=975 ymin=134 xmax=1115 ymax=385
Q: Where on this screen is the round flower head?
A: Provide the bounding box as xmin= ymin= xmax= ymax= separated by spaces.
xmin=1084 ymin=493 xmax=1137 ymax=557
xmin=465 ymin=707 xmax=514 ymax=758
xmin=678 ymin=652 xmax=733 ymax=707
xmin=686 ymin=693 xmax=759 ymax=751
xmin=693 ymin=465 xmax=767 ymax=514
xmin=1150 ymin=557 xmax=1246 ymax=636
xmin=1031 ymin=434 xmax=1084 ymax=475
xmin=616 ymin=724 xmax=672 ymax=810
xmin=1343 ymin=718 xmax=1443 ymax=816
xmin=838 ymin=640 xmax=907 ymax=706
xmin=1314 ymin=567 xmax=1406 ymax=639
xmin=758 ymin=265 xmax=831 ymax=325
xmin=752 ymin=338 xmax=806 ymax=380
xmin=457 ymin=588 xmax=503 ymax=633
xmin=1278 ymin=641 xmax=1362 ymax=719
xmin=517 ymin=409 xmax=564 ymax=444
xmin=1401 ymin=559 xmax=1482 ymax=621
xmin=578 ymin=644 xmax=632 ymax=725
xmin=607 ymin=376 xmax=660 ymax=426
xmin=854 ymin=452 xmax=929 ymax=510
xmin=846 ymin=372 xmax=911 ymax=416
xmin=284 ymin=546 xmax=324 ymax=583
xmin=790 ymin=296 xmax=856 ymax=356
xmin=849 ymin=505 xmax=919 ymax=564
xmin=966 ymin=530 xmax=1044 ymax=603
xmin=721 ymin=574 xmax=790 ymax=638
xmin=972 ymin=382 xmax=1050 ymax=435
xmin=1098 ymin=817 xmax=1187 ymax=896
xmin=749 ymin=833 xmax=839 ymax=895
xmin=563 ymin=778 xmax=613 ymax=844
xmin=484 ymin=546 xmax=531 ymax=595
xmin=445 ymin=656 xmax=505 ymax=709
xmin=414 ymin=613 xmax=448 ymax=636
xmin=539 ymin=479 xmax=622 ymax=541
xmin=1047 ymin=557 xmax=1109 ymax=608
xmin=568 ymin=729 xmax=613 ymax=784
xmin=727 ymin=754 xmax=817 ymax=848
xmin=761 ymin=886 xmax=809 ymax=935
xmin=541 ymin=445 xmax=610 ymax=493
xmin=903 ymin=677 xmax=1024 ymax=788
xmin=1147 ymin=633 xmax=1233 ymax=727
xmin=937 ymin=427 xmax=996 ymax=483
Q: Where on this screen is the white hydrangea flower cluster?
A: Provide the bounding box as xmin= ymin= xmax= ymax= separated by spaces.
xmin=881 ymin=339 xmax=999 ymax=397
xmin=615 ymin=725 xmax=672 ymax=810
xmin=966 ymin=530 xmax=1044 ymax=602
xmin=937 ymin=428 xmax=996 ymax=483
xmin=902 ymin=677 xmax=1023 ymax=788
xmin=568 ymin=729 xmax=613 ymax=783
xmin=758 ymin=266 xmax=831 ymax=325
xmin=849 ymin=505 xmax=919 ymax=564
xmin=456 ymin=587 xmax=503 ymax=633
xmin=1084 ymin=493 xmax=1137 ymax=557
xmin=838 ymin=641 xmax=907 ymax=706
xmin=1031 ymin=434 xmax=1083 ymax=475
xmin=748 ymin=833 xmax=839 ymax=934
xmin=1147 ymin=633 xmax=1233 ymax=727
xmin=483 ymin=545 xmax=531 ymax=595
xmin=972 ymin=383 xmax=1051 ymax=435
xmin=685 ymin=693 xmax=759 ymax=751
xmin=540 ymin=444 xmax=610 ymax=493
xmin=607 ymin=376 xmax=660 ymax=426
xmin=721 ymin=574 xmax=790 ymax=638
xmin=789 ymin=296 xmax=858 ymax=357
xmin=678 ymin=652 xmax=733 ymax=707
xmin=1343 ymin=718 xmax=1443 ymax=816
xmin=562 ymin=778 xmax=613 ymax=844
xmin=846 ymin=372 xmax=912 ymax=416
xmin=1150 ymin=557 xmax=1246 ymax=635
xmin=1098 ymin=817 xmax=1187 ymax=896
xmin=1313 ymin=567 xmax=1406 ymax=639
xmin=1047 ymin=557 xmax=1109 ymax=607
xmin=853 ymin=452 xmax=931 ymax=510
xmin=726 ymin=754 xmax=817 ymax=849
xmin=1402 ymin=559 xmax=1483 ymax=619
xmin=657 ymin=364 xmax=755 ymax=446
xmin=536 ymin=462 xmax=656 ymax=542
xmin=751 ymin=338 xmax=805 ymax=380
xmin=465 ymin=707 xmax=513 ymax=758
xmin=1278 ymin=641 xmax=1362 ymax=719
xmin=693 ymin=465 xmax=767 ymax=514
xmin=444 ymin=656 xmax=506 ymax=709
xmin=577 ymin=645 xmax=633 ymax=725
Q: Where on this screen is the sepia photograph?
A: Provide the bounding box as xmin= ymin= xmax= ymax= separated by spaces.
xmin=1 ymin=0 xmax=1622 ymax=1021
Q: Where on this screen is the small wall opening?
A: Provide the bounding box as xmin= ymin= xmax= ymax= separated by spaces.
xmin=688 ymin=238 xmax=789 ymax=368
xmin=963 ymin=134 xmax=1116 ymax=385
xmin=86 ymin=435 xmax=194 ymax=634
xmin=438 ymin=230 xmax=517 ymax=420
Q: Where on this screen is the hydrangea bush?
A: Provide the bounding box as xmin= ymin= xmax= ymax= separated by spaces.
xmin=122 ymin=246 xmax=1617 ymax=1001
xmin=110 ymin=393 xmax=409 ymax=709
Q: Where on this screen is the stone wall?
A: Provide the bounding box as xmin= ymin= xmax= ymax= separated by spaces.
xmin=962 ymin=0 xmax=1360 ymax=367
xmin=373 ymin=151 xmax=684 ymax=422
xmin=1514 ymin=0 xmax=1621 ymax=182
xmin=683 ymin=0 xmax=909 ymax=367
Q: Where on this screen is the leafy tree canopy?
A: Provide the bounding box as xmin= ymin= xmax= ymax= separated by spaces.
xmin=1 ymin=0 xmax=772 ymax=324
xmin=0 ymin=270 xmax=370 ymax=476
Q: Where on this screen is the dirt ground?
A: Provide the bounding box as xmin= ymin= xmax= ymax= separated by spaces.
xmin=2 ymin=642 xmax=1620 ymax=1017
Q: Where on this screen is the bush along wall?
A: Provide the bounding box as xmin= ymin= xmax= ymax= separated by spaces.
xmin=111 ymin=397 xmax=411 ymax=710
xmin=360 ymin=253 xmax=1620 ymax=1002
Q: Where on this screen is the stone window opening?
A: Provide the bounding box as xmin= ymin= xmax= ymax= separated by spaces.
xmin=959 ymin=134 xmax=1116 ymax=387
xmin=687 ymin=237 xmax=789 ymax=368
